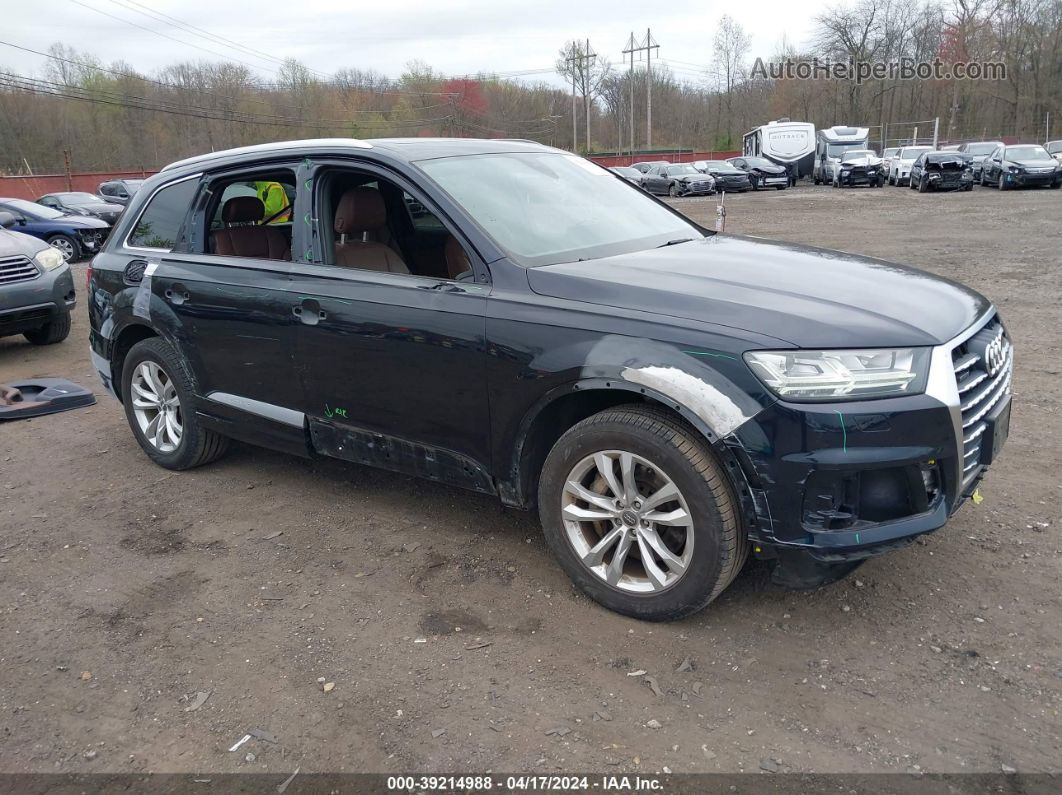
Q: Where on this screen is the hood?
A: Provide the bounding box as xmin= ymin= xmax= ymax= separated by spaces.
xmin=54 ymin=214 xmax=110 ymax=229
xmin=527 ymin=235 xmax=990 ymax=348
xmin=746 ymin=164 xmax=785 ymax=174
xmin=1006 ymin=158 xmax=1058 ymax=169
xmin=73 ymin=201 xmax=123 ymax=214
xmin=710 ymin=168 xmax=748 ymax=177
xmin=840 ymin=154 xmax=882 ymax=167
xmin=0 ymin=227 xmax=49 ymax=258
xmin=676 ymin=174 xmax=712 ymax=182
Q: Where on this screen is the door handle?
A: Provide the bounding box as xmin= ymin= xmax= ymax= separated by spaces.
xmin=293 ymin=298 xmax=325 ymax=325
xmin=419 ymin=282 xmax=465 ymax=293
xmin=164 ymin=286 xmax=190 ymax=305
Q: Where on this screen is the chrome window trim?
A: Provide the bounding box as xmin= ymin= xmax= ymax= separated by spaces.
xmin=122 ymin=172 xmax=203 ymax=253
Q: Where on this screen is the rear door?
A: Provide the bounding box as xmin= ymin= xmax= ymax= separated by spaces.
xmin=126 ymin=164 xmax=308 ymax=455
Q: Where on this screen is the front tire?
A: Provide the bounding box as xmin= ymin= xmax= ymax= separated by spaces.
xmin=538 ymin=406 xmax=747 ymax=621
xmin=23 ymin=312 xmax=71 ymax=345
xmin=47 ymin=234 xmax=79 ymax=262
xmin=121 ymin=337 xmax=229 ymax=470
xmin=669 ymin=184 xmax=679 ymax=197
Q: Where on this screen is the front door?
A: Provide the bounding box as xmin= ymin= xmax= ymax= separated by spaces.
xmin=288 ymin=164 xmax=493 ymax=492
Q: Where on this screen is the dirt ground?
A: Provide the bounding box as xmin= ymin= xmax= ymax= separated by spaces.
xmin=1 ymin=183 xmax=1059 ymax=777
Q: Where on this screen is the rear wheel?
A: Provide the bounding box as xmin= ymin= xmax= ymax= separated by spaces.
xmin=121 ymin=337 xmax=228 ymax=470
xmin=23 ymin=312 xmax=71 ymax=345
xmin=538 ymin=406 xmax=747 ymax=621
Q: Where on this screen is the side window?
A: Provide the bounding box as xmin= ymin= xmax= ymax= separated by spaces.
xmin=317 ymin=168 xmax=472 ymax=281
xmin=127 ymin=178 xmax=198 ymax=251
xmin=205 ymin=171 xmax=296 ymax=261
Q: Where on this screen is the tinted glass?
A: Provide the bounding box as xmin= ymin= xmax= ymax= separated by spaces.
xmin=64 ymin=192 xmax=101 ymax=205
xmin=965 ymin=143 xmax=999 ymax=155
xmin=127 ymin=178 xmax=198 ymax=250
xmin=1005 ymin=146 xmax=1052 ymax=161
xmin=666 ymin=165 xmax=698 ymax=175
xmin=1047 ymin=142 xmax=1062 ymax=154
xmin=2 ymin=199 xmax=64 ymax=219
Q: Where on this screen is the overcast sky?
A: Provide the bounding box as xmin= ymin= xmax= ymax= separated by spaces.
xmin=2 ymin=0 xmax=821 ymax=88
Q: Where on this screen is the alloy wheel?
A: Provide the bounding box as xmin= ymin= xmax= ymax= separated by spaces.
xmin=560 ymin=450 xmax=694 ymax=594
xmin=130 ymin=361 xmax=183 ymax=453
xmin=49 ymin=237 xmax=75 ymax=261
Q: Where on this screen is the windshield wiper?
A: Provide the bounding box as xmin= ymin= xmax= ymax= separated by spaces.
xmin=657 ymin=238 xmax=694 ymax=248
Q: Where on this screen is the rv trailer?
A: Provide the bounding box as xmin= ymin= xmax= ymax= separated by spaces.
xmin=742 ymin=119 xmax=816 ymax=179
xmin=814 ymin=126 xmax=871 ymax=184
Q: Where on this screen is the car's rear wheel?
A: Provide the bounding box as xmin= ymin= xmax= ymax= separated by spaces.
xmin=121 ymin=337 xmax=228 ymax=470
xmin=538 ymin=406 xmax=747 ymax=621
xmin=47 ymin=234 xmax=78 ymax=262
xmin=23 ymin=312 xmax=71 ymax=345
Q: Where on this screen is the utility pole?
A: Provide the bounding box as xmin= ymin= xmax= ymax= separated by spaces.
xmin=622 ymin=33 xmax=637 ymax=160
xmin=623 ymin=30 xmax=659 ymax=154
xmin=932 ymin=116 xmax=939 ymax=149
xmin=566 ymin=40 xmax=597 ymax=154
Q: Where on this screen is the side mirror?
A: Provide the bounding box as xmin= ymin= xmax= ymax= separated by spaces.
xmin=0 ymin=211 xmax=15 ymax=229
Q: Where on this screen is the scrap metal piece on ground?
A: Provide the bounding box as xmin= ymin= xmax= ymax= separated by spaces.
xmin=0 ymin=379 xmax=95 ymax=420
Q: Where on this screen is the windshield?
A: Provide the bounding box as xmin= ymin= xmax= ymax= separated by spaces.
xmin=901 ymin=147 xmax=931 ymax=159
xmin=1047 ymin=141 xmax=1062 ymax=154
xmin=827 ymin=143 xmax=868 ymax=157
xmin=418 ymin=153 xmax=703 ymax=266
xmin=611 ymin=167 xmax=638 ymax=177
xmin=3 ymin=198 xmax=64 ymax=219
xmin=1005 ymin=145 xmax=1052 ymax=161
xmin=64 ymin=192 xmax=102 ymax=205
xmin=883 ymin=148 xmax=899 ymax=157
xmin=965 ymin=143 xmax=999 ymax=155
xmin=743 ymin=157 xmax=774 ymax=168
xmin=841 ymin=150 xmax=876 ymax=160
xmin=702 ymin=161 xmax=736 ymax=170
xmin=666 ymin=165 xmax=698 ymax=176
xmin=122 ymin=180 xmax=145 ymax=191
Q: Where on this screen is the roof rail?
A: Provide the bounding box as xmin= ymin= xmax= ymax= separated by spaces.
xmin=160 ymin=138 xmax=372 ymax=172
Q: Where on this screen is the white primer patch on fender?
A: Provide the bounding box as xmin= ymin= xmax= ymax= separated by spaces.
xmin=621 ymin=365 xmax=752 ymax=437
xmin=132 ymin=257 xmax=161 ymax=320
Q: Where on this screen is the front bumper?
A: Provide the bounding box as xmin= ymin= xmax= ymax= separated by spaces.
xmin=838 ymin=169 xmax=882 ymax=185
xmin=0 ymin=263 xmax=76 ymax=337
xmin=1004 ymin=170 xmax=1059 ymax=187
xmin=756 ymin=174 xmax=788 ymax=187
xmin=724 ymin=311 xmax=1011 ymax=578
xmin=678 ymin=182 xmax=715 ymax=196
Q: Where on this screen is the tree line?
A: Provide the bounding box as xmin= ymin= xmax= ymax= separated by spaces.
xmin=1 ymin=0 xmax=1060 ymax=175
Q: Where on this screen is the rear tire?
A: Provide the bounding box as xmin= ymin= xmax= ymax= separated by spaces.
xmin=121 ymin=337 xmax=229 ymax=470
xmin=23 ymin=312 xmax=71 ymax=345
xmin=538 ymin=405 xmax=747 ymax=621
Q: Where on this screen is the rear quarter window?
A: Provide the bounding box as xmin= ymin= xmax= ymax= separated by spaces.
xmin=127 ymin=178 xmax=199 ymax=250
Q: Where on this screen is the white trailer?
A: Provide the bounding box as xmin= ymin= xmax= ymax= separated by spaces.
xmin=742 ymin=119 xmax=816 ymax=179
xmin=814 ymin=126 xmax=871 ymax=184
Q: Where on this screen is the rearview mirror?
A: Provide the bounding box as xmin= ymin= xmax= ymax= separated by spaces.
xmin=0 ymin=211 xmax=16 ymax=229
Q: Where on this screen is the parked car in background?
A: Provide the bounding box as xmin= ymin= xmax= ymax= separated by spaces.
xmin=36 ymin=192 xmax=124 ymax=225
xmin=881 ymin=147 xmax=900 ymax=173
xmin=1045 ymin=140 xmax=1062 ymax=163
xmin=888 ymin=146 xmax=932 ymax=185
xmin=0 ymin=198 xmax=110 ymax=262
xmin=88 ymin=137 xmax=1013 ymax=620
xmin=727 ymin=156 xmax=788 ymax=189
xmin=0 ymin=211 xmax=76 ymax=344
xmin=832 ymin=149 xmax=884 ymax=187
xmin=909 ymin=152 xmax=974 ymax=192
xmin=608 ymin=166 xmax=643 ymax=186
xmin=641 ymin=163 xmax=715 ymax=197
xmin=956 ymin=141 xmax=1005 ymax=180
xmin=97 ymin=179 xmax=145 ymax=206
xmin=697 ymin=160 xmax=752 ymax=192
xmin=630 ymin=160 xmax=670 ymax=174
xmin=980 ymin=144 xmax=1062 ymax=190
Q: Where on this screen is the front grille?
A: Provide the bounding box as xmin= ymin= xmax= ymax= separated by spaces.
xmin=0 ymin=255 xmax=39 ymax=285
xmin=951 ymin=316 xmax=1013 ymax=487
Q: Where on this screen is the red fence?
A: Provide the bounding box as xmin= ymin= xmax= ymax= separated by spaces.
xmin=589 ymin=151 xmax=741 ymax=168
xmin=0 ymin=170 xmax=156 ymax=201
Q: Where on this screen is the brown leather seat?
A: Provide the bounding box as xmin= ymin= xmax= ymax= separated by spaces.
xmin=210 ymin=196 xmax=290 ymax=260
xmin=333 ymin=187 xmax=409 ymax=274
xmin=443 ymin=234 xmax=471 ymax=280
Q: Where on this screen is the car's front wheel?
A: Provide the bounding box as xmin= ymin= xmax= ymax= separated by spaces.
xmin=47 ymin=234 xmax=79 ymax=262
xmin=669 ymin=184 xmax=679 ymax=197
xmin=538 ymin=406 xmax=747 ymax=621
xmin=23 ymin=312 xmax=71 ymax=345
xmin=121 ymin=337 xmax=229 ymax=470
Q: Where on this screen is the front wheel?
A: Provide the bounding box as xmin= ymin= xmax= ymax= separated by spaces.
xmin=24 ymin=312 xmax=71 ymax=345
xmin=47 ymin=234 xmax=78 ymax=262
xmin=998 ymin=174 xmax=1007 ymax=191
xmin=538 ymin=406 xmax=747 ymax=621
xmin=669 ymin=184 xmax=679 ymax=197
xmin=917 ymin=176 xmax=928 ymax=192
xmin=121 ymin=337 xmax=229 ymax=470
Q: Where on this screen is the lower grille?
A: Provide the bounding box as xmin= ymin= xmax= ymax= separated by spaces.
xmin=0 ymin=256 xmax=39 ymax=285
xmin=951 ymin=316 xmax=1013 ymax=487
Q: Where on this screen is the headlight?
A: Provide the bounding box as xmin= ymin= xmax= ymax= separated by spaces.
xmin=744 ymin=348 xmax=931 ymax=401
xmin=33 ymin=246 xmax=66 ymax=272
